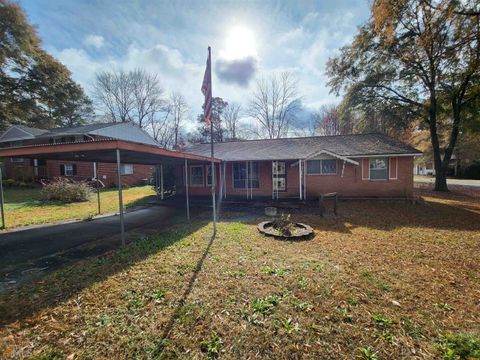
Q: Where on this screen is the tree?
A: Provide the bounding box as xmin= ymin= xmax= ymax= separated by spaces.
xmin=148 ymin=102 xmax=174 ymax=147
xmin=248 ymin=72 xmax=300 ymax=139
xmin=26 ymin=51 xmax=93 ymax=127
xmin=131 ymin=70 xmax=163 ymax=129
xmin=93 ymin=70 xmax=136 ymax=123
xmin=169 ymin=92 xmax=189 ymax=148
xmin=93 ymin=69 xmax=165 ymax=129
xmin=312 ymin=104 xmax=342 ymax=136
xmin=0 ymin=0 xmax=93 ymax=129
xmin=327 ymin=0 xmax=480 ymax=191
xmin=222 ymin=102 xmax=242 ymax=140
xmin=190 ymin=97 xmax=228 ymax=143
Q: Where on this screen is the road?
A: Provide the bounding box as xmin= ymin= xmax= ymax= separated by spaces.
xmin=414 ymin=176 xmax=480 ymax=187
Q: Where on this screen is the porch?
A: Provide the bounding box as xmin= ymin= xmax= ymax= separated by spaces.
xmin=177 ymin=151 xmax=360 ymax=201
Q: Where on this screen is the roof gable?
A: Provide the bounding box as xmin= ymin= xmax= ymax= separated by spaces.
xmin=0 ymin=125 xmax=47 ymax=142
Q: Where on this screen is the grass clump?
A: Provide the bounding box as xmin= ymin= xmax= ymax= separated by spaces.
xmin=437 ymin=333 xmax=480 ymax=360
xmin=357 ymin=346 xmax=379 ymax=360
xmin=262 ymin=266 xmax=289 ymax=276
xmin=40 ymin=178 xmax=93 ymax=203
xmin=200 ymin=333 xmax=222 ymax=358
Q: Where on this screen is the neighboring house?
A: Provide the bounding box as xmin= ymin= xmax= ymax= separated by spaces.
xmin=182 ymin=133 xmax=422 ymax=199
xmin=0 ymin=123 xmax=156 ymax=186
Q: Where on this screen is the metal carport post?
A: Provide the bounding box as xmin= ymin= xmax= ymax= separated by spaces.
xmin=116 ymin=149 xmax=125 ymax=247
xmin=184 ymin=158 xmax=190 ymax=220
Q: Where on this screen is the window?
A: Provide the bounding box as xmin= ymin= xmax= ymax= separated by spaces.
xmin=190 ymin=165 xmax=204 ymax=186
xmin=369 ymin=158 xmax=388 ymax=180
xmin=233 ymin=162 xmax=259 ymax=189
xmin=10 ymin=157 xmax=24 ymax=163
xmin=321 ymin=159 xmax=337 ymax=174
xmin=306 ymin=159 xmax=337 ymax=174
xmin=120 ymin=164 xmax=134 ymax=175
xmin=206 ymin=165 xmax=215 ymax=186
xmin=64 ymin=164 xmax=74 ymax=176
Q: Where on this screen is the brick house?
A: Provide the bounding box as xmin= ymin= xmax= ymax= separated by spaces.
xmin=0 ymin=123 xmax=155 ymax=186
xmin=0 ymin=124 xmax=421 ymax=199
xmin=180 ymin=134 xmax=422 ymax=199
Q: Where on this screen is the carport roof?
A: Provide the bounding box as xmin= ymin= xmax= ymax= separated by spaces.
xmin=0 ymin=138 xmax=220 ymax=164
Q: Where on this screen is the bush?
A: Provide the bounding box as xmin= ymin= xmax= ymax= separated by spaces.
xmin=3 ymin=179 xmax=16 ymax=188
xmin=41 ymin=178 xmax=93 ymax=203
xmin=462 ymin=161 xmax=480 ymax=180
xmin=2 ymin=178 xmax=35 ymax=188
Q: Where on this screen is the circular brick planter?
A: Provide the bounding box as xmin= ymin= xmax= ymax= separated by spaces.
xmin=257 ymin=221 xmax=314 ymax=239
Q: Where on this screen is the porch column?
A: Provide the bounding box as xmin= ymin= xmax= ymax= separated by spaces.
xmin=160 ymin=164 xmax=164 ymax=200
xmin=116 ymin=149 xmax=125 ymax=247
xmin=218 ymin=163 xmax=224 ymax=209
xmin=94 ymin=162 xmax=101 ymax=214
xmin=303 ymin=160 xmax=307 ymax=200
xmin=223 ymin=162 xmax=227 ymax=200
xmin=0 ymin=167 xmax=5 ymax=229
xmin=184 ymin=159 xmax=190 ymax=220
xmin=249 ymin=161 xmax=253 ymax=200
xmin=245 ymin=161 xmax=248 ymax=200
xmin=155 ymin=165 xmax=160 ymax=198
xmin=299 ymin=159 xmax=302 ymax=200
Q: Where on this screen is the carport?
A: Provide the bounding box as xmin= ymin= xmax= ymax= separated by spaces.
xmin=0 ymin=139 xmax=221 ymax=245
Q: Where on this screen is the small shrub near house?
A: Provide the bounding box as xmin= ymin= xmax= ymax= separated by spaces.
xmin=41 ymin=178 xmax=93 ymax=203
xmin=3 ymin=178 xmax=35 ymax=188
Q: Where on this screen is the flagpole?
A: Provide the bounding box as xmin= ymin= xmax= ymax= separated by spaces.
xmin=208 ymin=46 xmax=217 ymax=237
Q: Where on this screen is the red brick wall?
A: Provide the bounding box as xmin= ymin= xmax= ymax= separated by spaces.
xmin=3 ymin=159 xmax=154 ymax=187
xmin=304 ymin=156 xmax=413 ymax=198
xmin=174 ymin=156 xmax=414 ymax=199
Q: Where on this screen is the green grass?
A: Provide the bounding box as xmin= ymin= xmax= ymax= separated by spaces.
xmin=1 ymin=186 xmax=155 ymax=228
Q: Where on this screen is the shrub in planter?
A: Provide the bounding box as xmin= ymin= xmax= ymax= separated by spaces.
xmin=3 ymin=179 xmax=16 ymax=188
xmin=41 ymin=178 xmax=93 ymax=203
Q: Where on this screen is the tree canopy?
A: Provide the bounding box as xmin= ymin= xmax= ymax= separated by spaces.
xmin=0 ymin=0 xmax=93 ymax=130
xmin=327 ymin=0 xmax=480 ymax=191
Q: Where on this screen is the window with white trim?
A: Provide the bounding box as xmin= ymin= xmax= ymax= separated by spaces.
xmin=190 ymin=165 xmax=204 ymax=186
xmin=369 ymin=158 xmax=388 ymax=180
xmin=64 ymin=164 xmax=74 ymax=176
xmin=120 ymin=164 xmax=134 ymax=175
xmin=233 ymin=162 xmax=259 ymax=189
xmin=306 ymin=159 xmax=337 ymax=174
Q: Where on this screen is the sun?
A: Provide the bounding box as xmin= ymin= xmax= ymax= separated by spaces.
xmin=222 ymin=25 xmax=257 ymax=60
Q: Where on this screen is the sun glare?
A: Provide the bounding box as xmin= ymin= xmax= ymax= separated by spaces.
xmin=222 ymin=25 xmax=257 ymax=60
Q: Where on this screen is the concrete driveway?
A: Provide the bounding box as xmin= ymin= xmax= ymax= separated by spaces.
xmin=414 ymin=176 xmax=480 ymax=187
xmin=0 ymin=205 xmax=178 ymax=291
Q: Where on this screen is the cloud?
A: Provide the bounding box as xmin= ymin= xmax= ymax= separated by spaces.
xmin=215 ymin=56 xmax=258 ymax=87
xmin=83 ymin=34 xmax=105 ymax=49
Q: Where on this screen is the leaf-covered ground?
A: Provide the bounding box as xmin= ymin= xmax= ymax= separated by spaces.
xmin=0 ymin=188 xmax=479 ymax=359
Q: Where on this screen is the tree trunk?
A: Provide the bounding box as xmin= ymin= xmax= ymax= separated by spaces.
xmin=427 ymin=94 xmax=449 ymax=192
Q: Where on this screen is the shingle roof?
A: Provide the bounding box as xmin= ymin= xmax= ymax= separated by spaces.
xmin=15 ymin=125 xmax=49 ymax=136
xmin=0 ymin=122 xmax=159 ymax=147
xmin=38 ymin=123 xmax=114 ymax=136
xmin=186 ymin=133 xmax=422 ymax=161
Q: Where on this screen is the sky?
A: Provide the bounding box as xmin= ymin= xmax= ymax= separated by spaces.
xmin=20 ymin=0 xmax=370 ymax=131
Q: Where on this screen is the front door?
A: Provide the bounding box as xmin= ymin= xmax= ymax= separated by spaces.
xmin=273 ymin=161 xmax=286 ymax=191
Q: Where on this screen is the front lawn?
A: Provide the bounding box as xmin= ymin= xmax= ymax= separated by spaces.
xmin=0 ymin=190 xmax=479 ymax=359
xmin=1 ymin=186 xmax=156 ymax=229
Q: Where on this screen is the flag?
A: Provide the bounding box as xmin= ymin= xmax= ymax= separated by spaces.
xmin=201 ymin=46 xmax=212 ymax=125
